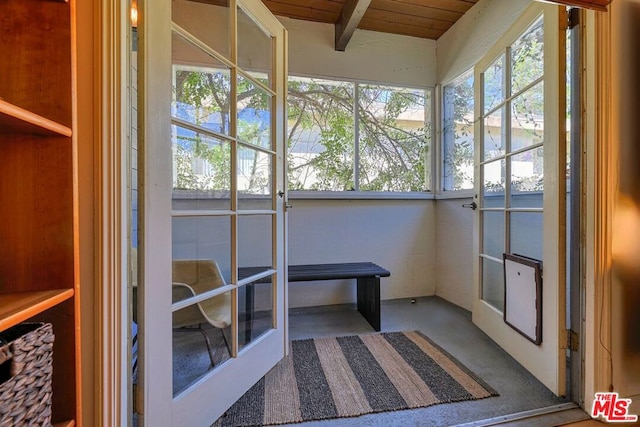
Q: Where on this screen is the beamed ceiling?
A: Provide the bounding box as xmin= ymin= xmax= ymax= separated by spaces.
xmin=193 ymin=0 xmax=612 ymax=50
xmin=262 ymin=0 xmax=481 ymax=44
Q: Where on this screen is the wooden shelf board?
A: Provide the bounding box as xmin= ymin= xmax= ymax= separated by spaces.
xmin=0 ymin=289 xmax=74 ymax=331
xmin=53 ymin=420 xmax=75 ymax=427
xmin=0 ymin=99 xmax=72 ymax=137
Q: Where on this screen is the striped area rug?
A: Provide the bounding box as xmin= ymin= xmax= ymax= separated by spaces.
xmin=213 ymin=331 xmax=497 ymax=427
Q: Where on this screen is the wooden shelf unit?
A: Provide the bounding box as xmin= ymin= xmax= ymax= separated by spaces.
xmin=0 ymin=100 xmax=73 ymax=137
xmin=0 ymin=0 xmax=80 ymax=425
xmin=0 ymin=289 xmax=75 ymax=331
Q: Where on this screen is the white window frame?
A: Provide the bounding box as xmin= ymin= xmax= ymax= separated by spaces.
xmin=286 ymin=75 xmax=436 ymax=200
xmin=440 ymin=69 xmax=475 ymax=197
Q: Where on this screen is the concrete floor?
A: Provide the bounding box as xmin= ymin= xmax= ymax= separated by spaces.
xmin=286 ymin=296 xmax=569 ymax=427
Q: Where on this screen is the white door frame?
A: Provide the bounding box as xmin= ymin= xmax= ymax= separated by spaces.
xmin=93 ymin=0 xmax=133 ymax=425
xmin=472 ymin=2 xmax=567 ymax=396
xmin=138 ymin=0 xmax=288 ymax=425
xmin=137 ymin=0 xmax=174 ymax=424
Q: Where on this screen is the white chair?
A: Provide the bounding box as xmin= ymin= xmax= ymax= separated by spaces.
xmin=172 ymin=260 xmax=231 ymax=367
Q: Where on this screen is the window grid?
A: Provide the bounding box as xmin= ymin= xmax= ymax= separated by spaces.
xmin=479 ymin=15 xmax=545 ymax=311
xmin=287 ymin=76 xmax=434 ymax=193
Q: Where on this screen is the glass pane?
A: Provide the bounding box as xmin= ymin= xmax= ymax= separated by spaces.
xmin=424 ymin=88 xmax=434 ymax=192
xmin=173 ymin=291 xmax=232 ymax=395
xmin=483 ymin=54 xmax=504 ymax=114
xmin=287 ymin=77 xmax=355 ymax=191
xmin=483 ymin=159 xmax=505 ymax=208
xmin=238 ymin=279 xmax=274 ymax=350
xmin=172 ymin=125 xmax=231 ymax=209
xmin=510 ymin=148 xmax=544 ymax=207
xmin=482 ymin=258 xmax=504 ymax=311
xmin=172 ymin=259 xmax=228 ymax=303
xmin=237 ymin=5 xmax=273 ymax=86
xmin=238 ymin=215 xmax=273 ymax=274
xmin=238 ymin=75 xmax=272 ymax=149
xmin=238 ymin=146 xmax=272 ymax=210
xmin=172 ymin=0 xmax=230 ymax=60
xmin=510 ymin=212 xmax=543 ymax=261
xmin=172 ymin=216 xmax=232 ymax=286
xmin=511 ymin=17 xmax=544 ymax=94
xmin=511 ymin=82 xmax=544 ymax=152
xmin=443 ymin=73 xmax=474 ymax=191
xmin=172 ymin=34 xmax=232 ymax=136
xmin=482 ymin=211 xmax=505 ymax=260
xmin=358 ymin=85 xmax=429 ymax=192
xmin=483 ymin=107 xmax=505 ymax=160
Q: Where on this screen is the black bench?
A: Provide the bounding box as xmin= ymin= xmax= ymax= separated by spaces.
xmin=239 ymin=262 xmax=390 ymax=332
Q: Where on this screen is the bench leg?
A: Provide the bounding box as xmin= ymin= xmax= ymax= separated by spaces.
xmin=357 ymin=276 xmax=381 ymax=331
xmin=245 ymin=283 xmax=254 ymax=343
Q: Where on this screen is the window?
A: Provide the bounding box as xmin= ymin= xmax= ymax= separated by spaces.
xmin=442 ymin=71 xmax=474 ymax=192
xmin=479 ymin=16 xmax=545 ymax=311
xmin=287 ymin=76 xmax=433 ymax=193
xmin=171 ymin=68 xmax=433 ymax=195
xmin=171 ymin=64 xmax=273 ymax=199
xmin=172 ymin=63 xmax=234 ymax=196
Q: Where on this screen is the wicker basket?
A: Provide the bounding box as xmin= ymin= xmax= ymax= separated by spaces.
xmin=0 ymin=323 xmax=54 ymax=427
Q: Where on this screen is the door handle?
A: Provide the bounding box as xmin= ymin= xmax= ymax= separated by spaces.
xmin=462 ymin=201 xmax=477 ymax=210
xmin=278 ymin=191 xmax=292 ymax=210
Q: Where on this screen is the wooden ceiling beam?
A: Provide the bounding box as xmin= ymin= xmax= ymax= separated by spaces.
xmin=335 ymin=0 xmax=372 ymax=51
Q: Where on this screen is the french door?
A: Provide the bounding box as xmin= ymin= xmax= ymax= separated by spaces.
xmin=140 ymin=0 xmax=288 ymax=425
xmin=472 ymin=3 xmax=567 ymax=396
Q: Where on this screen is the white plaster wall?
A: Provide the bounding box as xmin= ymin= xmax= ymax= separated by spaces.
xmin=171 ymin=198 xmax=437 ymax=307
xmin=436 ymin=0 xmax=531 ymax=84
xmin=281 ymin=16 xmax=437 ymax=87
xmin=278 ymin=18 xmax=438 ymax=307
xmin=287 ymin=199 xmax=436 ymax=307
xmin=435 ymin=198 xmax=475 ymax=311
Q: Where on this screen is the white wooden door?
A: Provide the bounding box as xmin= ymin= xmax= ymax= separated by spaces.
xmin=472 ymin=3 xmax=568 ymax=396
xmin=140 ymin=0 xmax=288 ymax=425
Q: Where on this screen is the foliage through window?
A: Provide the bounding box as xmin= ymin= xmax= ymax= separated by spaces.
xmin=287 ymin=78 xmax=354 ymax=191
xmin=482 ymin=17 xmax=545 ymax=197
xmin=442 ymin=71 xmax=474 ymax=191
xmin=171 ymin=65 xmax=272 ymax=197
xmin=287 ymin=76 xmax=432 ymax=192
xmin=170 ymin=67 xmax=432 ymax=195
